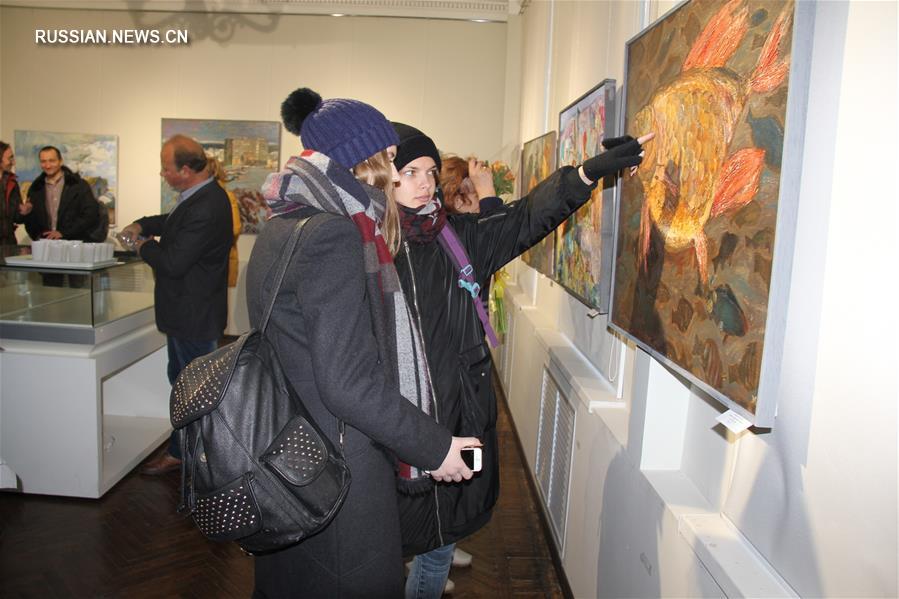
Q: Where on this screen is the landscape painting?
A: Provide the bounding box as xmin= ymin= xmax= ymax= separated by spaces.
xmin=15 ymin=130 xmax=118 ymax=224
xmin=161 ymin=119 xmax=280 ymax=234
xmin=610 ymin=0 xmax=802 ymax=424
xmin=519 ymin=131 xmax=558 ymax=277
xmin=554 ymin=79 xmax=616 ymax=311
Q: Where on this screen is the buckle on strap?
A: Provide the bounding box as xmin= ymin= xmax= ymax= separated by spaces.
xmin=458 ymin=279 xmax=481 ymax=298
xmin=460 ymin=264 xmax=474 ymax=277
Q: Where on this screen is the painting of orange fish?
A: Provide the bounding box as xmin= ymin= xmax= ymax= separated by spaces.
xmin=520 ymin=131 xmax=558 ymax=277
xmin=555 ymin=79 xmax=616 ymax=310
xmin=611 ymin=0 xmax=800 ymax=420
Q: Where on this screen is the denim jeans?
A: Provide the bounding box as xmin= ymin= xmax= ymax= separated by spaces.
xmin=166 ymin=336 xmax=217 ymax=458
xmin=405 ymin=542 xmax=455 ymax=599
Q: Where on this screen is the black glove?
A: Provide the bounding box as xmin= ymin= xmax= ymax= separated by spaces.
xmin=600 ymin=135 xmax=635 ymax=150
xmin=582 ymin=135 xmax=643 ymax=181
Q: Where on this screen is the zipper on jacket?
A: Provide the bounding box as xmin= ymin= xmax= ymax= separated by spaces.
xmin=402 ymin=239 xmax=446 ymax=548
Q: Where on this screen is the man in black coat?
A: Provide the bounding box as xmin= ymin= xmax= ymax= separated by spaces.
xmin=121 ymin=134 xmax=233 ymax=475
xmin=16 ymin=145 xmax=99 ymax=241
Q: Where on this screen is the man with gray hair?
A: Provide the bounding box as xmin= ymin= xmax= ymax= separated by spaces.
xmin=121 ymin=134 xmax=233 ymax=475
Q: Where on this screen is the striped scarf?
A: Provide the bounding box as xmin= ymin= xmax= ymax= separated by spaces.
xmin=263 ymin=150 xmax=435 ymax=493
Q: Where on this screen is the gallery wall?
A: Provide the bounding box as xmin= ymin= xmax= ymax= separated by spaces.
xmin=504 ymin=0 xmax=897 ymax=597
xmin=0 ymin=5 xmax=508 ymax=332
xmin=0 ymin=6 xmax=508 ymax=230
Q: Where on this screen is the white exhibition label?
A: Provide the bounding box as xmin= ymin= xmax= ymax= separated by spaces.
xmin=716 ymin=410 xmax=752 ymax=433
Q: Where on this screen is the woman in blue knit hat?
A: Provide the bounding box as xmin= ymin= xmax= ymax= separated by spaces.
xmin=246 ymin=88 xmax=479 ymax=598
xmin=389 ymin=122 xmax=654 ymax=599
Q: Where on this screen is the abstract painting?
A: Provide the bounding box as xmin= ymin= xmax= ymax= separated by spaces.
xmin=161 ymin=119 xmax=281 ymax=234
xmin=519 ymin=131 xmax=558 ymax=277
xmin=610 ymin=0 xmax=807 ymax=425
xmin=15 ymin=130 xmax=118 ymax=224
xmin=554 ymin=80 xmax=616 ymax=311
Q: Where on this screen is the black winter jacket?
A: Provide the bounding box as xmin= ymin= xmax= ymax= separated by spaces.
xmin=19 ymin=166 xmax=99 ymax=241
xmin=396 ymin=166 xmax=595 ymax=555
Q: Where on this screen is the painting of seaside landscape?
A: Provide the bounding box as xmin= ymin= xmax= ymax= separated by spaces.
xmin=161 ymin=119 xmax=281 ymax=234
xmin=15 ymin=130 xmax=118 ymax=224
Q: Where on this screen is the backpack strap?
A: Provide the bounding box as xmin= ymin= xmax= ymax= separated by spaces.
xmin=436 ymin=223 xmax=500 ymax=348
xmin=259 ymin=214 xmax=317 ymax=336
xmin=259 ymin=212 xmax=347 ymax=449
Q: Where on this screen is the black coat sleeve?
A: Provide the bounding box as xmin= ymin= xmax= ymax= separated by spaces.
xmin=19 ymin=187 xmax=46 ymax=240
xmin=296 ymin=217 xmax=452 ymax=470
xmin=138 ymin=198 xmax=230 ymax=279
xmin=57 ymin=180 xmax=99 ymax=240
xmin=466 ymin=166 xmax=596 ymax=286
xmin=135 ymin=214 xmax=168 ymax=237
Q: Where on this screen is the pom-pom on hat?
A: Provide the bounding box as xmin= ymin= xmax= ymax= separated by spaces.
xmin=392 ymin=122 xmax=442 ymax=172
xmin=281 ymin=87 xmax=399 ymax=169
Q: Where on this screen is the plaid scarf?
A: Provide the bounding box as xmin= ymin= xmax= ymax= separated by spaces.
xmin=263 ymin=150 xmax=435 ymax=493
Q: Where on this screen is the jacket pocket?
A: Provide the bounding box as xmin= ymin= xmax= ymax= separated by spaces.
xmin=457 ymin=344 xmax=496 ymax=436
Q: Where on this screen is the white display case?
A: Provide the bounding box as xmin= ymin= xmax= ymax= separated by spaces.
xmin=0 ymin=257 xmax=171 ymax=498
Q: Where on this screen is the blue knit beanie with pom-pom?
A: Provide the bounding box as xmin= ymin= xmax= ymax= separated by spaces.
xmin=281 ymin=87 xmax=399 ymax=169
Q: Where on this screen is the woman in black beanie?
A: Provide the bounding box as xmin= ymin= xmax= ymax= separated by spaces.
xmin=246 ymin=89 xmax=479 ymax=598
xmin=389 ymin=122 xmax=653 ymax=599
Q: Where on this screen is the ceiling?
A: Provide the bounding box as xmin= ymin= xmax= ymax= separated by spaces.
xmin=0 ymin=0 xmax=526 ymax=21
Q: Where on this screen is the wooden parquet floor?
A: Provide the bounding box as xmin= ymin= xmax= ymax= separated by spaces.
xmin=0 ymin=376 xmax=564 ymax=598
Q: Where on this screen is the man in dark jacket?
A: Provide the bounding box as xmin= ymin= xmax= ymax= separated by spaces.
xmin=16 ymin=146 xmax=99 ymax=241
xmin=121 ymin=134 xmax=233 ymax=475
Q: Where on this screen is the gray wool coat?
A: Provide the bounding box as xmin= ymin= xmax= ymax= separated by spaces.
xmin=247 ymin=207 xmax=452 ymax=599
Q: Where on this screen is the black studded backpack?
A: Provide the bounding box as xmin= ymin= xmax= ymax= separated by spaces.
xmin=169 ymin=215 xmax=350 ymax=555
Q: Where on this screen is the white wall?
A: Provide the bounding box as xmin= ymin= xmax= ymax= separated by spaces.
xmin=503 ymin=0 xmax=898 ymax=597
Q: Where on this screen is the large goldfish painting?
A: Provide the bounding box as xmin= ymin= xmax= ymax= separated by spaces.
xmin=554 ymin=80 xmax=616 ymax=310
xmin=611 ymin=0 xmax=806 ymax=424
xmin=520 ymin=131 xmax=558 ymax=277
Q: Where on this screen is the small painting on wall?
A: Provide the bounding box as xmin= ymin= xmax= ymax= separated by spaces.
xmin=15 ymin=130 xmax=118 ymax=225
xmin=610 ymin=0 xmax=809 ymax=426
xmin=161 ymin=119 xmax=281 ymax=234
xmin=519 ymin=131 xmax=558 ymax=277
xmin=554 ymin=79 xmax=616 ymax=311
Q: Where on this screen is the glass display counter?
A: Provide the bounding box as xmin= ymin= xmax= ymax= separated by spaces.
xmin=0 ymin=253 xmax=171 ymax=498
xmin=0 ymin=257 xmax=155 ymax=344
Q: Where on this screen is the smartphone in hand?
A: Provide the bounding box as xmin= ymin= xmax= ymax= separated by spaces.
xmin=461 ymin=447 xmax=482 ymax=472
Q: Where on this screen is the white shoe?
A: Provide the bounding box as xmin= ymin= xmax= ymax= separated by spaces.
xmin=443 ymin=578 xmax=455 ymax=595
xmin=452 ymin=548 xmax=472 ymax=568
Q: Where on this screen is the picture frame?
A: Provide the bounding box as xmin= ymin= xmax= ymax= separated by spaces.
xmin=608 ymin=0 xmax=814 ymax=426
xmin=519 ymin=131 xmax=558 ymax=277
xmin=14 ymin=130 xmax=119 ymax=225
xmin=554 ymin=79 xmax=617 ymax=312
xmin=161 ymin=118 xmax=281 ymax=234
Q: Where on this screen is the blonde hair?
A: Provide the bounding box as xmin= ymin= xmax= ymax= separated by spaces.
xmin=353 ymin=149 xmax=401 ymax=256
xmin=206 ymin=155 xmax=227 ymax=183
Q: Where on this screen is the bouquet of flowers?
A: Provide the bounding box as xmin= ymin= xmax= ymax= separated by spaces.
xmin=490 ymin=161 xmax=515 ymax=202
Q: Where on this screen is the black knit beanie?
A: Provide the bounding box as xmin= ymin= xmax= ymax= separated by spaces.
xmin=392 ymin=122 xmax=442 ymax=172
xmin=281 ymin=87 xmax=399 ymax=169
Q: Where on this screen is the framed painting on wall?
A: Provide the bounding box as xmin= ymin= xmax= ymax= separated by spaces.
xmin=519 ymin=131 xmax=558 ymax=277
xmin=609 ymin=0 xmax=814 ymax=426
xmin=15 ymin=130 xmax=118 ymax=225
xmin=161 ymin=119 xmax=281 ymax=234
xmin=554 ymin=79 xmax=617 ymax=311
